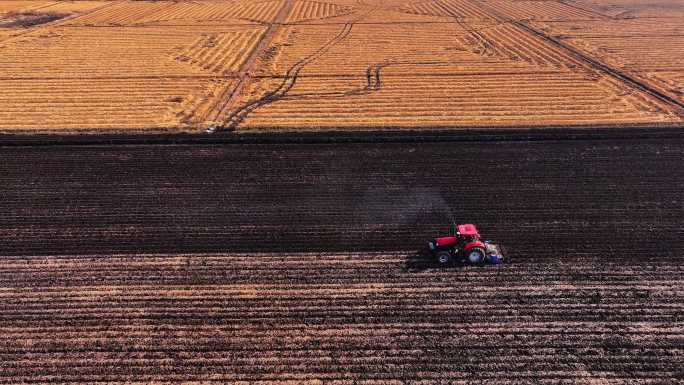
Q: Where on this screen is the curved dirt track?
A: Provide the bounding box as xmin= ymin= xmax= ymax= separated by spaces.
xmin=1 ymin=137 xmax=683 ymax=257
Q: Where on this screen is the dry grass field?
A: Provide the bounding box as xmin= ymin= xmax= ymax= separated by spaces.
xmin=0 ymin=0 xmax=683 ymax=132
xmin=532 ymin=17 xmax=684 ymax=104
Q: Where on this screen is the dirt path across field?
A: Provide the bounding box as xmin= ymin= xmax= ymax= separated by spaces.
xmin=202 ymin=0 xmax=297 ymax=123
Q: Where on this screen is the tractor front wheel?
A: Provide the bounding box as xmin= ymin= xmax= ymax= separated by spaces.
xmin=435 ymin=251 xmax=452 ymax=266
xmin=466 ymin=247 xmax=486 ymax=264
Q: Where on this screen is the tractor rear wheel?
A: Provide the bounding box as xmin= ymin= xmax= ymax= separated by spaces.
xmin=466 ymin=247 xmax=486 ymax=264
xmin=435 ymin=251 xmax=452 ymax=266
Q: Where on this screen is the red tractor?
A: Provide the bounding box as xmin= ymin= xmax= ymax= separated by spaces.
xmin=428 ymin=223 xmax=508 ymax=265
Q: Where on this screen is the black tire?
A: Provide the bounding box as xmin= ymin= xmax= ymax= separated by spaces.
xmin=466 ymin=247 xmax=486 ymax=264
xmin=435 ymin=251 xmax=452 ymax=266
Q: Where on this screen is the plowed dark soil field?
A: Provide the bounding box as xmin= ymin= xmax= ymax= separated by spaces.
xmin=1 ymin=137 xmax=683 ymax=383
xmin=1 ymin=138 xmax=683 ymax=257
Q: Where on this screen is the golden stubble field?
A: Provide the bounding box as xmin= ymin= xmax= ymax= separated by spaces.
xmin=0 ymin=0 xmax=682 ymax=133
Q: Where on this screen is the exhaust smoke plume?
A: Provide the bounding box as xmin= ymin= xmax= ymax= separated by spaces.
xmin=356 ymin=186 xmax=454 ymax=228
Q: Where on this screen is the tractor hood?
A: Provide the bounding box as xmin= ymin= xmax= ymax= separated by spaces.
xmin=434 ymin=236 xmax=458 ymax=247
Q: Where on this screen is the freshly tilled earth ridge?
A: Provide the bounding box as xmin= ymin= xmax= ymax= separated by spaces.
xmin=0 ymin=138 xmax=682 ymax=257
xmin=0 ymin=252 xmax=682 ymax=383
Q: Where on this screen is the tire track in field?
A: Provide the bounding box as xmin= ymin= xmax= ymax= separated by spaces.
xmin=277 ymin=60 xmax=449 ymax=100
xmin=468 ymin=0 xmax=684 ymax=118
xmin=197 ymin=0 xmax=297 ymax=125
xmin=434 ymin=0 xmax=496 ymax=56
xmin=219 ymin=22 xmax=354 ymax=130
xmin=217 ymin=7 xmax=379 ymax=131
xmin=220 ymin=30 xmax=351 ymax=129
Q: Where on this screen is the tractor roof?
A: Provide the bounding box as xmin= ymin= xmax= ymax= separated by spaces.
xmin=458 ymin=224 xmax=480 ymax=237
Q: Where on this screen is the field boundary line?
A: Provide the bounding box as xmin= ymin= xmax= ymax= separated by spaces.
xmin=285 ymin=0 xmax=357 ymax=24
xmin=556 ymin=0 xmax=615 ymax=20
xmin=514 ymin=21 xmax=684 ymax=117
xmin=540 ymin=16 xmax=684 ymax=23
xmin=0 ymin=75 xmax=241 ymax=81
xmin=52 ymin=21 xmax=466 ymax=27
xmin=559 ymin=34 xmax=684 ymax=39
xmin=0 ymin=71 xmax=575 ymax=81
xmin=468 ymin=0 xmax=684 ymax=117
xmin=0 ymin=0 xmax=122 ymax=44
xmin=195 ymin=0 xmax=298 ymax=124
xmin=0 ymin=125 xmax=683 ymax=147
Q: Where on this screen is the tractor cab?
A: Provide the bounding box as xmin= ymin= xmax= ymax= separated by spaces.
xmin=456 ymin=224 xmax=480 ymax=240
xmin=432 ymin=223 xmax=480 ymax=248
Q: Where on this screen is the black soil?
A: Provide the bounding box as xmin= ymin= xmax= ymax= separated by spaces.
xmin=1 ymin=138 xmax=682 ymax=258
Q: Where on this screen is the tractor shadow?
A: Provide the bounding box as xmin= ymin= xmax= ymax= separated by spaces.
xmin=403 ymin=248 xmax=502 ymax=273
xmin=403 ymin=248 xmax=443 ymax=273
